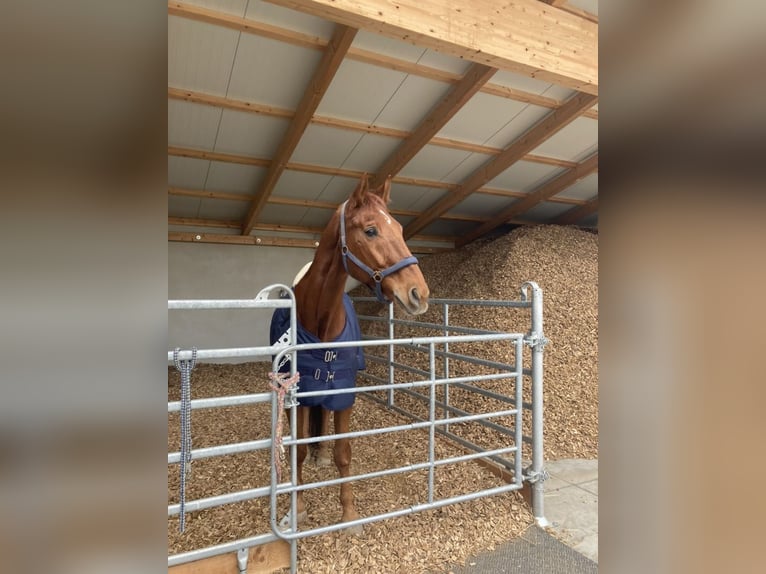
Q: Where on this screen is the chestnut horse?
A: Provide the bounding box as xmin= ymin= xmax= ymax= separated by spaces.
xmin=270 ymin=174 xmax=429 ymax=534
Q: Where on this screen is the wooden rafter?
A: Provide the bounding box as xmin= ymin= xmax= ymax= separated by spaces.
xmin=265 ymin=0 xmax=597 ymax=94
xmin=241 ymin=24 xmax=357 ymax=235
xmin=456 ymin=153 xmax=599 ymax=246
xmin=169 ymin=87 xmax=584 ymax=167
xmin=370 ymin=63 xmax=497 ymax=187
xmin=403 ymin=92 xmax=598 ymax=238
xmin=551 ymin=196 xmax=599 ymax=225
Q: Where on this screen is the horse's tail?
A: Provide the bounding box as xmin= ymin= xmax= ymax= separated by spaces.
xmin=308 ymin=405 xmax=323 ymax=439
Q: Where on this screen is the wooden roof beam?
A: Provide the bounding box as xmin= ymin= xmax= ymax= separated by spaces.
xmin=551 ymin=195 xmax=599 ymax=225
xmin=403 ymin=92 xmax=598 ymax=238
xmin=370 ymin=63 xmax=496 ymax=188
xmin=456 ymin=153 xmax=598 ymax=246
xmin=265 ymin=0 xmax=597 ymax=94
xmin=241 ymin=24 xmax=357 ymax=235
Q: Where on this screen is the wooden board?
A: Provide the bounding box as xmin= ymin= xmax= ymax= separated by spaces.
xmin=169 ymin=540 xmax=290 ymax=574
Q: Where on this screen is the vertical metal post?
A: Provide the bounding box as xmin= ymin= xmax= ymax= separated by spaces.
xmin=524 ymin=281 xmax=549 ymax=527
xmin=514 ymin=337 xmax=524 ymax=487
xmin=428 ymin=342 xmax=436 ymax=504
xmin=387 ymin=301 xmax=395 ymax=406
xmin=443 ymin=303 xmax=450 ymax=431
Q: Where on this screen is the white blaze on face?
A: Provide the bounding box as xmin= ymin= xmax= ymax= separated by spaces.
xmin=378 ymin=209 xmax=392 ymax=225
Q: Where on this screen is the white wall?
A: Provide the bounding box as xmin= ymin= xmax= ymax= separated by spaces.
xmin=168 ymin=242 xmax=315 ymax=362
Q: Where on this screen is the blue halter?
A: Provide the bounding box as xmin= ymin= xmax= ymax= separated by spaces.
xmin=339 ymin=200 xmax=419 ymax=304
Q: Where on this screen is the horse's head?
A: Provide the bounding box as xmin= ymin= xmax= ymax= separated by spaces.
xmin=339 ymin=175 xmax=429 ymax=315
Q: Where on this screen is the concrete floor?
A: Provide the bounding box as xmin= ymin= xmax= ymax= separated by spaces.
xmin=447 ymin=459 xmax=598 ymax=573
xmin=540 ymin=459 xmax=599 ymax=563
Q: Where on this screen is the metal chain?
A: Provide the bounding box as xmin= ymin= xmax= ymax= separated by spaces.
xmin=269 ymin=371 xmax=300 ymax=483
xmin=173 ymin=347 xmax=197 ymax=533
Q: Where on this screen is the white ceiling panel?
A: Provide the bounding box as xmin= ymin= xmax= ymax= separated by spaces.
xmin=554 ymin=172 xmax=598 ymax=201
xmin=168 ymin=100 xmax=222 ymax=150
xmin=339 ymin=133 xmax=404 ymax=173
xmin=205 ymin=162 xmax=267 ymax=193
xmin=373 ymin=75 xmax=452 ymax=130
xmin=436 ymin=92 xmax=529 ymax=144
xmin=315 ymin=175 xmax=361 ymax=204
xmin=246 ymin=0 xmax=336 ymax=38
xmin=489 ymin=161 xmax=567 ymax=192
xmin=519 ymin=201 xmax=572 ymax=222
xmin=227 ymin=36 xmax=323 ymax=108
xmin=399 ymin=145 xmax=472 ymax=182
xmin=530 ymin=117 xmax=599 ymax=162
xmin=297 ymin=206 xmax=335 ymax=228
xmin=214 ymin=110 xmax=290 ymax=157
xmin=198 ymin=198 xmax=251 ymax=221
xmin=169 ymin=195 xmax=202 ymax=218
xmin=316 ymin=59 xmax=407 ymax=123
xmin=290 ymin=124 xmax=364 ymax=166
xmin=168 ymin=17 xmax=240 ymax=95
xmin=449 ymin=193 xmax=516 ymax=218
xmin=258 ymin=204 xmax=310 ymax=226
xmin=482 ymin=104 xmax=552 ymax=149
xmin=387 ymin=183 xmax=436 ymax=211
xmin=398 ymin=186 xmax=450 ymax=213
xmin=272 ymin=171 xmax=334 ymax=200
xmin=439 ymin=152 xmax=494 ymax=184
xmin=168 ymin=156 xmax=210 ymax=189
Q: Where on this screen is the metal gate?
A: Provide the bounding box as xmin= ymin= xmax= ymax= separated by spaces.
xmin=168 ymin=281 xmax=548 ymax=573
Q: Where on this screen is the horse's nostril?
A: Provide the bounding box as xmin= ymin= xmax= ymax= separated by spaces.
xmin=410 ymin=287 xmax=420 ymax=303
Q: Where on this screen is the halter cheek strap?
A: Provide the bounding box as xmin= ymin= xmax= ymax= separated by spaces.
xmin=339 ymin=200 xmax=419 ymax=304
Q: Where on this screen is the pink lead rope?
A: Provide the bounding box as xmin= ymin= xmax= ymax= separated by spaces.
xmin=269 ymin=371 xmax=300 ymax=483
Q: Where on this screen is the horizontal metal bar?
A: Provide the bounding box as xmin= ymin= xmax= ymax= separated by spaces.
xmin=277 ymin=445 xmax=518 ymax=496
xmin=169 ymin=299 xmax=292 ymax=310
xmin=387 ymin=317 xmax=499 ymax=336
xmin=168 ymin=532 xmax=280 ymax=567
xmin=168 ymin=345 xmax=283 ymax=362
xmin=168 ymin=392 xmax=272 ymax=413
xmin=352 ymin=296 xmax=531 ymax=308
xmin=273 ymin=481 xmax=522 ymax=541
xmin=168 ymin=483 xmax=280 ymax=516
xmin=451 ymin=380 xmax=534 ymax=410
xmin=168 ymin=438 xmax=272 ymax=464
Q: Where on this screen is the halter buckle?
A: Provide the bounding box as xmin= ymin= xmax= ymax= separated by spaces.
xmin=372 ymin=271 xmax=383 ymax=283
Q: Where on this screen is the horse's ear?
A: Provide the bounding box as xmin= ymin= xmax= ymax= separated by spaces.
xmin=349 ymin=173 xmax=370 ymax=208
xmin=373 ymin=176 xmax=392 ymax=204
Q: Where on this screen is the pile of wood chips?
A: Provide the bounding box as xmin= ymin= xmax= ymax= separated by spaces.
xmin=167 ymin=224 xmax=597 ymax=572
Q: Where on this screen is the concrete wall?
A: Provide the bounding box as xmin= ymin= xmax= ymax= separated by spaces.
xmin=168 ymin=242 xmax=315 ymax=362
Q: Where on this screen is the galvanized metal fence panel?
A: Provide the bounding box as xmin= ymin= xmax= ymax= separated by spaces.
xmin=167 ymin=281 xmax=548 ymax=573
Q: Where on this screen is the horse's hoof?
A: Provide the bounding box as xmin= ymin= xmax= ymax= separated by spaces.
xmin=344 ymin=522 xmax=363 ymax=536
xmin=315 ymin=452 xmax=332 ymax=467
xmin=278 ymin=510 xmax=308 ymax=531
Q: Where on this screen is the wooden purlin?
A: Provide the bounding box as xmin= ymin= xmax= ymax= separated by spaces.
xmin=552 ymin=196 xmax=599 ymax=225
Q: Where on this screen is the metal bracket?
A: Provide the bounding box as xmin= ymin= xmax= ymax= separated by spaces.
xmin=284 ymin=385 xmax=299 ymax=409
xmin=237 ymin=547 xmax=248 ymax=574
xmin=524 ymin=331 xmax=549 ymax=351
xmin=523 ymin=465 xmax=550 ymax=484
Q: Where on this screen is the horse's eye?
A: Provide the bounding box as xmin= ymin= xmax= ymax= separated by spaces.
xmin=364 ymin=227 xmax=378 ymax=238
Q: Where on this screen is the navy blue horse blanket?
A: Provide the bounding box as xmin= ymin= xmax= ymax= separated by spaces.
xmin=270 ymin=293 xmax=366 ymax=411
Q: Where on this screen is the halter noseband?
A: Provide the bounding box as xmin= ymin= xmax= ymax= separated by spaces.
xmin=339 ymin=200 xmax=419 ymax=304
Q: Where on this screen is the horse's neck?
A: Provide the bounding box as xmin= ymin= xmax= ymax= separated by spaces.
xmin=295 ymin=235 xmax=347 ymax=342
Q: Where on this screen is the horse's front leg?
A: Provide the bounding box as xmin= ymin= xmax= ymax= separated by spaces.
xmin=279 ymin=406 xmax=309 ymax=530
xmin=334 ymin=407 xmax=361 ymax=534
xmin=315 ymin=407 xmax=333 ymax=467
